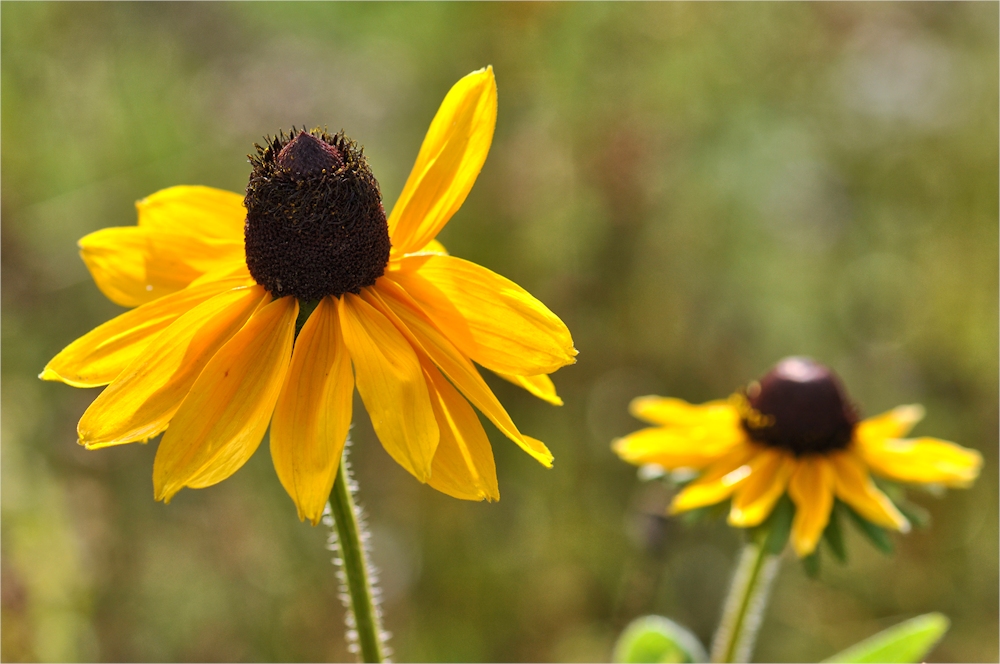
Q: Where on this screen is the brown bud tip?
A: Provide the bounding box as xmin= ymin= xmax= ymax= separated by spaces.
xmin=276 ymin=131 xmax=343 ymax=176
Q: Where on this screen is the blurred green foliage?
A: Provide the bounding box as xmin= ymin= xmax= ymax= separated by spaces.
xmin=2 ymin=3 xmax=996 ymax=662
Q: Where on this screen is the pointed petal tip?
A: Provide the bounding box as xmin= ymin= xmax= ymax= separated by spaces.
xmin=791 ymin=537 xmax=819 ymax=558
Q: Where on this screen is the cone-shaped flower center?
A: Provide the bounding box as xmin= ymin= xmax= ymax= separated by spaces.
xmin=244 ymin=129 xmax=390 ymax=301
xmin=742 ymin=357 xmax=858 ymax=455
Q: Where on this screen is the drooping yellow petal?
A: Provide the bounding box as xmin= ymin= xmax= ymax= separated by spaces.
xmin=390 ymin=254 xmax=576 ymax=376
xmin=367 ymin=279 xmax=553 ymax=467
xmin=495 ymin=371 xmax=564 ymax=406
xmin=78 ymin=286 xmax=267 ymax=448
xmin=79 ymin=226 xmax=246 ymax=308
xmin=41 ymin=275 xmax=255 ymax=388
xmin=855 ymin=405 xmax=925 ymax=443
xmin=387 ymin=67 xmax=497 ymax=254
xmin=728 ymin=449 xmax=795 ymax=527
xmin=136 ymin=185 xmax=247 ymax=242
xmin=857 ymin=436 xmax=982 ymax=488
xmin=669 ymin=443 xmax=758 ymax=514
xmin=786 ymin=456 xmax=836 ymax=557
xmin=613 ymin=424 xmax=744 ymax=471
xmin=829 ymin=451 xmax=910 ymax=532
xmin=339 ymin=292 xmax=439 ymax=482
xmin=153 ymin=296 xmax=297 ymax=502
xmin=270 ymin=297 xmax=354 ymax=524
xmin=629 ymin=396 xmax=741 ymax=428
xmin=79 ymin=227 xmax=192 ymax=307
xmin=424 ymin=362 xmax=499 ymax=502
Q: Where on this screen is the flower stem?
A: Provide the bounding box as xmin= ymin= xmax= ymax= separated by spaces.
xmin=709 ymin=537 xmax=781 ymax=663
xmin=326 ymin=449 xmax=386 ymax=663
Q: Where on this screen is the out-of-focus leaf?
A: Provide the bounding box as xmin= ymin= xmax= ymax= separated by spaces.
xmin=822 ymin=613 xmax=950 ymax=663
xmin=613 ymin=615 xmax=708 ymax=663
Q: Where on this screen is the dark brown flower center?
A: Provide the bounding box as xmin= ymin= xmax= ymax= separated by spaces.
xmin=244 ymin=129 xmax=390 ymax=301
xmin=741 ymin=357 xmax=858 ymax=456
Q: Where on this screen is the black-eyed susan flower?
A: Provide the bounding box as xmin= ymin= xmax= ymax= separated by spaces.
xmin=613 ymin=357 xmax=981 ymax=557
xmin=41 ymin=67 xmax=576 ymax=524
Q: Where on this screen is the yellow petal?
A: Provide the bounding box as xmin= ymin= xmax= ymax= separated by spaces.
xmin=829 ymin=451 xmax=910 ymax=532
xmin=367 ymin=279 xmax=553 ymax=467
xmin=728 ymin=450 xmax=795 ymax=527
xmin=387 ymin=67 xmax=497 ymax=254
xmin=339 ymin=292 xmax=439 ymax=482
xmin=390 ymin=254 xmax=576 ymax=375
xmin=669 ymin=444 xmax=758 ymax=514
xmin=136 ymin=185 xmax=246 ymax=242
xmin=857 ymin=436 xmax=982 ymax=488
xmin=494 ymin=371 xmax=564 ymax=406
xmin=416 ymin=239 xmax=448 ymax=255
xmin=79 ymin=227 xmax=193 ymax=307
xmin=613 ymin=424 xmax=744 ymax=471
xmin=629 ymin=396 xmax=740 ymax=428
xmin=79 ymin=226 xmax=245 ymax=307
xmin=41 ymin=276 xmax=253 ymax=388
xmin=786 ymin=457 xmax=836 ymax=557
xmin=153 ymin=296 xmax=297 ymax=501
xmin=270 ymin=297 xmax=353 ymax=524
xmin=78 ymin=286 xmax=267 ymax=448
xmin=424 ymin=362 xmax=499 ymax=502
xmin=855 ymin=405 xmax=925 ymax=443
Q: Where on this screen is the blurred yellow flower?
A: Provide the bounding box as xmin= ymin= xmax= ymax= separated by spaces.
xmin=41 ymin=67 xmax=576 ymax=524
xmin=613 ymin=357 xmax=981 ymax=557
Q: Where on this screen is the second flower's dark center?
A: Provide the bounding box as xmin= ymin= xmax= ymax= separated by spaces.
xmin=244 ymin=129 xmax=391 ymax=301
xmin=741 ymin=357 xmax=858 ymax=456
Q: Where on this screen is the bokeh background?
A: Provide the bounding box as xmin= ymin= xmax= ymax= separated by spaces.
xmin=2 ymin=3 xmax=997 ymax=662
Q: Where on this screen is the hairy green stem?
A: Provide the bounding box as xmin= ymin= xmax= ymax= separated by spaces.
xmin=326 ymin=449 xmax=386 ymax=663
xmin=710 ymin=539 xmax=781 ymax=663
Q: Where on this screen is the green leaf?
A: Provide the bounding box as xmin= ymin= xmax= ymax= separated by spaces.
xmin=843 ymin=502 xmax=894 ymax=554
xmin=823 ymin=503 xmax=847 ymax=563
xmin=822 ymin=613 xmax=950 ymax=663
xmin=613 ymin=615 xmax=708 ymax=663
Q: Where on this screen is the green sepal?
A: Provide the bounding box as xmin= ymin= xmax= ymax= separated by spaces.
xmin=893 ymin=498 xmax=931 ymax=530
xmin=802 ymin=549 xmax=821 ymax=578
xmin=750 ymin=494 xmax=794 ymax=555
xmin=294 ymin=298 xmax=320 ymax=336
xmin=843 ymin=502 xmax=894 ymax=554
xmin=873 ymin=479 xmax=931 ymax=529
xmin=821 ymin=612 xmax=950 ymax=663
xmin=612 ymin=615 xmax=709 ymax=663
xmin=679 ymin=499 xmax=730 ymax=525
xmin=822 ymin=501 xmax=847 ymax=563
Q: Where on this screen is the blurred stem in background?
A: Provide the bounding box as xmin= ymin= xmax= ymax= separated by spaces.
xmin=710 ymin=530 xmax=781 ymax=663
xmin=326 ymin=444 xmax=387 ymax=663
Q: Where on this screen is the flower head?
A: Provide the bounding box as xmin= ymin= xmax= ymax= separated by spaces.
xmin=41 ymin=67 xmax=577 ymax=523
xmin=613 ymin=357 xmax=982 ymax=557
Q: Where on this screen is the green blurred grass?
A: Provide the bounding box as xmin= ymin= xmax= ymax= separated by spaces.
xmin=2 ymin=3 xmax=996 ymax=662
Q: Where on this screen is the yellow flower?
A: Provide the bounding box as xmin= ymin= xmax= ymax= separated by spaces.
xmin=41 ymin=67 xmax=577 ymax=524
xmin=613 ymin=357 xmax=981 ymax=557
